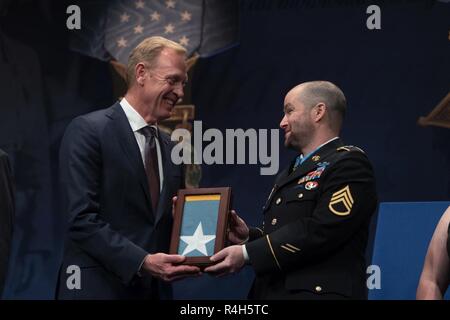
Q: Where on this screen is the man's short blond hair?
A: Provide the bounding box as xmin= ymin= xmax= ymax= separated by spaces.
xmin=126 ymin=36 xmax=186 ymax=85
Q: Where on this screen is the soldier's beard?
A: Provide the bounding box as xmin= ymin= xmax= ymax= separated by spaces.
xmin=285 ymin=123 xmax=315 ymax=154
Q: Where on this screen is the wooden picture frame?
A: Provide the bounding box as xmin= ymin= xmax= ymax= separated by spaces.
xmin=170 ymin=187 xmax=232 ymax=266
xmin=418 ymin=92 xmax=450 ymax=129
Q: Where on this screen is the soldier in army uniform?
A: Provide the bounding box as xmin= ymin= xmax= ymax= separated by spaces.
xmin=205 ymin=81 xmax=378 ymax=299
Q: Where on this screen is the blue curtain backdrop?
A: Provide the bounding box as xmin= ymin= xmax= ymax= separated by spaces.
xmin=0 ymin=0 xmax=449 ymax=299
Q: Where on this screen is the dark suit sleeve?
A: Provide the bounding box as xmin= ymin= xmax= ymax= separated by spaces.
xmin=0 ymin=151 xmax=14 ymax=295
xmin=246 ymin=152 xmax=377 ymax=275
xmin=60 ymin=118 xmax=148 ymax=285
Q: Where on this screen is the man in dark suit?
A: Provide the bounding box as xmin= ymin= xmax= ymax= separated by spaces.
xmin=57 ymin=37 xmax=200 ymax=299
xmin=206 ymin=81 xmax=378 ymax=299
xmin=0 ymin=149 xmax=14 ymax=297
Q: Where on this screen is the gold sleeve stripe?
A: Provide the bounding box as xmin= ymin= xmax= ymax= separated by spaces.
xmin=330 ymin=196 xmax=352 ymax=209
xmin=329 ymin=185 xmax=354 ymax=216
xmin=331 ymin=191 xmax=354 ymax=206
xmin=285 ymin=243 xmax=301 ymax=251
xmin=281 ymin=245 xmax=296 ymax=253
xmin=331 ymin=186 xmax=354 ymax=203
xmin=266 ymin=235 xmax=281 ymax=270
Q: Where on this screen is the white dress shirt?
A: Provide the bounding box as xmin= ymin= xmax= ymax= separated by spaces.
xmin=120 ymin=98 xmax=164 ymax=191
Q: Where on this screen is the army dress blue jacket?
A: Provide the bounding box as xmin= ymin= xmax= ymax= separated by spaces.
xmin=246 ymin=138 xmax=377 ymax=300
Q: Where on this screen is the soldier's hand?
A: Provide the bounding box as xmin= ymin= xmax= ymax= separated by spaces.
xmin=204 ymin=245 xmax=246 ymax=277
xmin=228 ymin=210 xmax=249 ymax=244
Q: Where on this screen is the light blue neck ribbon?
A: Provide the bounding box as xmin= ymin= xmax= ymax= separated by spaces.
xmin=292 ymin=137 xmax=339 ymax=171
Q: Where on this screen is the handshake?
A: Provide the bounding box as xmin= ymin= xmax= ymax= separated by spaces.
xmin=140 ymin=196 xmax=250 ymax=282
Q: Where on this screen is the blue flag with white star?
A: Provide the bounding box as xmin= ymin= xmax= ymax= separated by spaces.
xmin=178 ymin=195 xmax=220 ymax=257
xmin=70 ymin=0 xmax=239 ymax=63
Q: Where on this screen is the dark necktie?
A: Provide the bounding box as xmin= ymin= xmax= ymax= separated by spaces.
xmin=140 ymin=126 xmax=160 ymax=214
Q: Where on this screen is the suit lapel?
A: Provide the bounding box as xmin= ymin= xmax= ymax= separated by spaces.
xmin=276 ymin=138 xmax=344 ymax=189
xmin=107 ymin=103 xmax=154 ymax=222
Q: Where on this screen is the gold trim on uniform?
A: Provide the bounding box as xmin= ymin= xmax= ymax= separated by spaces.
xmin=328 ymin=185 xmax=354 ymax=216
xmin=337 ymin=145 xmax=365 ymax=154
xmin=285 ymin=243 xmax=301 ymax=252
xmin=267 ymin=186 xmax=276 ymax=202
xmin=312 ymin=155 xmax=321 ymax=162
xmin=266 ymin=235 xmax=281 ymax=270
xmin=281 ymin=245 xmax=296 ymax=253
xmin=255 ymin=227 xmax=264 ymax=236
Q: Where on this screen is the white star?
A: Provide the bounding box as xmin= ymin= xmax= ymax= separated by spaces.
xmin=180 ymin=222 xmax=216 ymax=256
xmin=120 ymin=13 xmax=130 ymax=23
xmin=180 ymin=10 xmax=191 ymax=22
xmin=164 ymin=23 xmax=175 ymax=34
xmin=135 ymin=0 xmax=144 ymax=9
xmin=117 ymin=37 xmax=128 ymax=48
xmin=179 ymin=35 xmax=189 ymax=46
xmin=165 ymin=0 xmax=176 ymax=9
xmin=134 ymin=25 xmax=144 ymax=34
xmin=150 ymin=11 xmax=161 ymax=21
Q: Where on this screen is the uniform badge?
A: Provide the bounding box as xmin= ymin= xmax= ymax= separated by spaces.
xmin=317 ymin=162 xmax=330 ymax=167
xmin=305 ymin=181 xmax=318 ymax=190
xmin=328 ymin=185 xmax=354 ymax=216
xmin=312 ymin=155 xmax=321 ymax=162
xmin=297 ymin=166 xmax=326 ymax=185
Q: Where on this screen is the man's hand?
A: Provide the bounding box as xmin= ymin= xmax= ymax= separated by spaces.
xmin=142 ymin=253 xmax=201 ymax=282
xmin=228 ymin=210 xmax=249 ymax=244
xmin=204 ymin=245 xmax=246 ymax=277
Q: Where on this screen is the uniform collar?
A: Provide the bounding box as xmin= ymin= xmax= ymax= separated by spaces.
xmin=299 ymin=137 xmax=339 ymax=165
xmin=275 ymin=138 xmax=344 ymax=188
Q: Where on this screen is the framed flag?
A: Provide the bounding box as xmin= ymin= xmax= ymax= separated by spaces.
xmin=170 ymin=187 xmax=232 ymax=266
